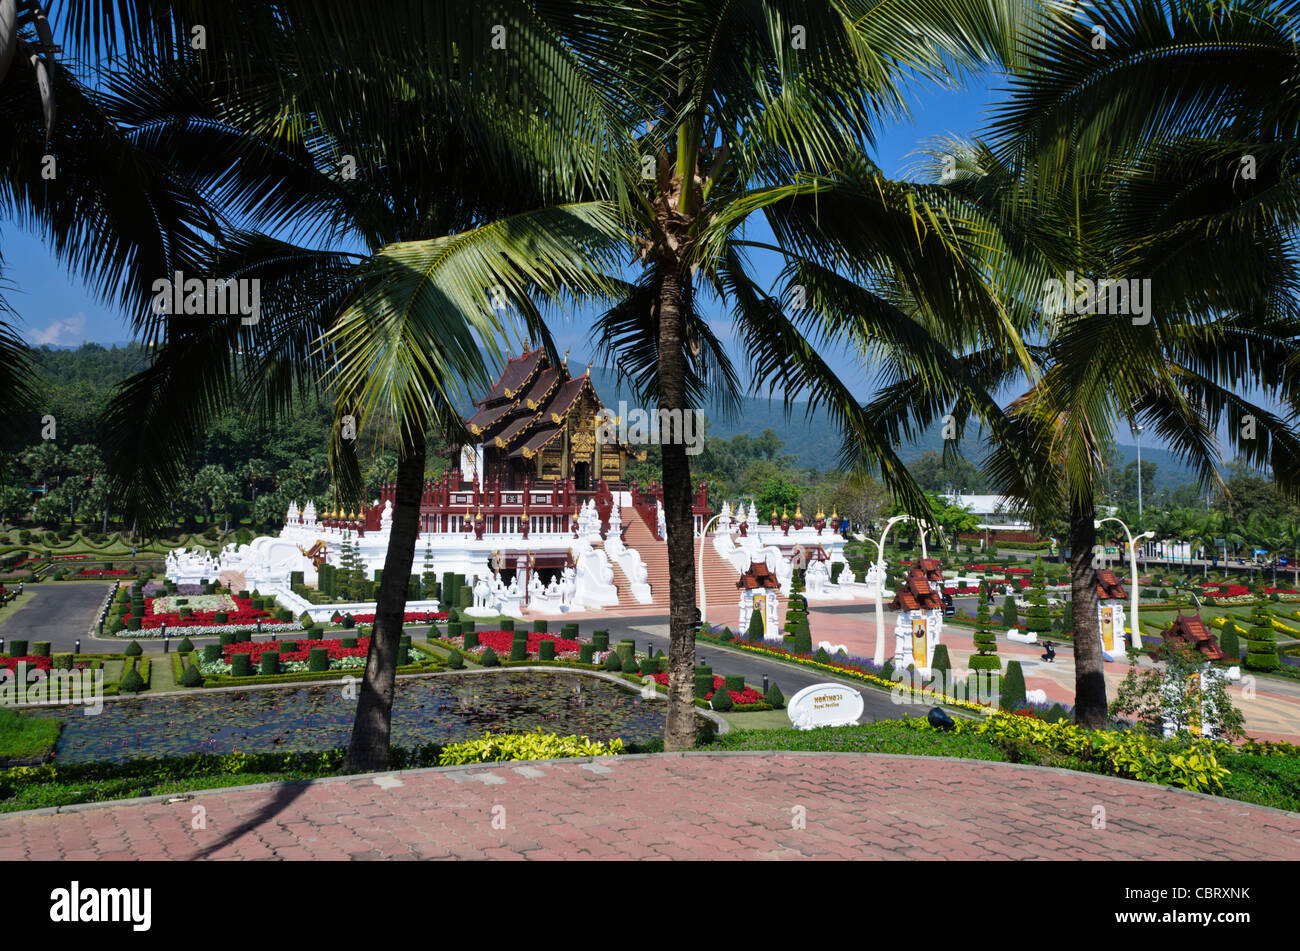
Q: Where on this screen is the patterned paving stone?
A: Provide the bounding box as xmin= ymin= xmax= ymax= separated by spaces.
xmin=3 ymin=753 xmax=1298 ymax=861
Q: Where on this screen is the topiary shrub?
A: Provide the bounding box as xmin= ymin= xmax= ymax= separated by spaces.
xmin=579 ymin=643 xmax=595 ymax=664
xmin=765 ymin=682 xmax=785 ymax=708
xmin=127 ymin=617 xmax=142 ymax=631
xmin=177 ymin=637 xmax=194 ymax=653
xmin=447 ymin=621 xmax=462 ymax=640
xmin=203 ymin=644 xmax=222 ymax=662
xmin=1003 ymin=596 xmax=1018 ymax=628
xmin=462 ymin=620 xmax=475 ymax=634
xmin=724 ymin=674 xmax=744 ymax=693
xmin=307 ymin=626 xmax=323 ymax=640
xmin=124 ymin=640 xmax=143 ymax=657
xmin=561 ymin=622 xmax=578 ymax=638
xmin=623 ymin=656 xmax=640 ymax=675
xmin=232 ymin=653 xmax=252 ymax=677
xmin=592 ymin=630 xmax=609 ymax=650
xmin=1000 ymin=660 xmax=1027 ymax=709
xmin=509 ymin=637 xmax=527 ymax=661
xmin=533 ymin=620 xmax=548 ymax=633
xmin=1245 ymin=605 xmax=1280 ymax=670
xmin=710 ymin=682 xmax=732 ymax=711
xmin=342 ymin=613 xmax=356 ymax=629
xmin=813 ymin=646 xmax=830 ymax=664
xmin=7 ymin=639 xmax=28 ymax=656
xmin=446 ymin=648 xmax=464 ymax=669
xmin=31 ymin=641 xmax=50 ymax=657
xmin=218 ymin=632 xmax=235 ymax=646
xmin=340 ymin=636 xmax=357 ymax=649
xmin=1218 ymin=622 xmax=1241 ymax=661
xmin=539 ymin=639 xmax=556 ymax=661
xmin=260 ymin=651 xmax=279 ymax=675
xmin=500 ymin=618 xmax=514 ymax=632
xmin=602 ymin=651 xmax=622 ymax=672
xmin=299 ymin=611 xmax=314 ymax=628
xmin=180 ymin=663 xmax=203 ymax=688
xmin=120 ymin=667 xmax=145 ymax=693
xmin=463 ymin=629 xmax=478 ymax=650
xmin=930 ymin=644 xmax=951 ymax=680
xmin=308 ymin=648 xmax=329 ymax=672
xmin=480 ymin=647 xmax=500 ymax=667
xmin=693 ymin=672 xmax=711 ymax=698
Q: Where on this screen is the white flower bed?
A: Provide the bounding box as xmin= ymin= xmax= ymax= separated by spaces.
xmin=196 ymin=653 xmax=367 ymax=676
xmin=113 ymin=620 xmax=301 ymax=638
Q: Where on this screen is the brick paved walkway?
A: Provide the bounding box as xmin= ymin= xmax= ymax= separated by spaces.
xmin=3 ymin=754 xmax=1298 ymax=860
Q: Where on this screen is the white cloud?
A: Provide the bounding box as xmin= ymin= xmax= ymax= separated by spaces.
xmin=26 ymin=312 xmax=88 ymax=346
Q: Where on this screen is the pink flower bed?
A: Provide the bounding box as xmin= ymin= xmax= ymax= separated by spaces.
xmin=336 ymin=611 xmax=448 ymax=624
xmin=124 ymin=596 xmax=284 ymax=629
xmin=465 ymin=630 xmax=581 ymax=657
xmin=224 ymin=637 xmax=368 ymax=663
xmin=0 ymin=655 xmax=52 ymax=673
xmin=650 ymin=672 xmax=764 ymax=705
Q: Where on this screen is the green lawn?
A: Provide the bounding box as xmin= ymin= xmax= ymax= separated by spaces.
xmin=0 ymin=706 xmax=61 ymax=762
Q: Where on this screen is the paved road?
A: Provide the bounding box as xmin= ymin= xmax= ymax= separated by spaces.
xmin=0 ymin=584 xmax=112 ymax=645
xmin=4 ymin=753 xmax=1296 ymax=860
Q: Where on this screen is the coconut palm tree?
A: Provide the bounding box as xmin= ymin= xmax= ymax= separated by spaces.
xmin=567 ymin=0 xmax=1044 ymax=749
xmin=78 ymin=3 xmax=632 ymax=771
xmin=2 ymin=1 xmax=219 ymax=433
xmin=863 ymin=1 xmax=1300 ymax=727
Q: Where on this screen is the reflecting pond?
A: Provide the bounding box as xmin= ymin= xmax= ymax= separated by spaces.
xmin=38 ymin=671 xmax=666 ymax=763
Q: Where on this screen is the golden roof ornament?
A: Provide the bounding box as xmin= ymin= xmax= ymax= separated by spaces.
xmin=816 ymin=507 xmax=825 ymax=520
xmin=795 ymin=504 xmax=803 ymax=519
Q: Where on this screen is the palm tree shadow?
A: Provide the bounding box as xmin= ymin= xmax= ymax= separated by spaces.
xmin=187 ymin=780 xmax=315 ymax=860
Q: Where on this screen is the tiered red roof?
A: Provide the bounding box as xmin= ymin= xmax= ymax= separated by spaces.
xmin=1162 ymin=614 xmax=1231 ymax=662
xmin=737 ymin=561 xmax=782 ymax=590
xmin=889 ymin=563 xmax=944 ymax=612
xmin=1095 ymin=569 xmax=1127 ymax=600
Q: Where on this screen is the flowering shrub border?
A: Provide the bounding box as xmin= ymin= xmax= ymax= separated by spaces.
xmin=698 ymin=630 xmax=990 ymax=715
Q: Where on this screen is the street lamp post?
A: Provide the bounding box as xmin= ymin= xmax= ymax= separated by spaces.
xmin=1096 ymin=516 xmax=1155 ymax=650
xmin=1134 ymin=423 xmax=1145 ymax=519
xmin=873 ymin=515 xmax=914 ymax=667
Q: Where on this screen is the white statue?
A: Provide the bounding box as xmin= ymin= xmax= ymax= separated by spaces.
xmin=473 ymin=576 xmax=491 ymax=609
xmin=839 ymin=565 xmax=856 ymax=586
xmin=806 ymin=559 xmax=830 ymax=595
xmin=546 ymin=576 xmax=561 ymax=598
xmin=529 ymin=573 xmax=544 ymax=597
xmin=379 ymin=500 xmax=393 ymax=531
xmin=607 ymin=504 xmax=621 ymax=537
xmin=507 ymin=576 xmax=520 ymax=597
xmin=656 ymin=499 xmax=666 ymax=539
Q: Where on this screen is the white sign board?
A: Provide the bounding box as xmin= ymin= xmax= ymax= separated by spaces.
xmin=787 ymin=683 xmax=865 ymax=730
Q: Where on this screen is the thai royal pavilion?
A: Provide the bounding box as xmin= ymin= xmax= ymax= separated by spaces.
xmin=167 ymin=349 xmax=885 ymax=623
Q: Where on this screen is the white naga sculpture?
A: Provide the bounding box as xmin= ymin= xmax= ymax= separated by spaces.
xmin=656 ymin=500 xmax=667 ymax=539
xmin=472 ymin=576 xmax=491 ymax=609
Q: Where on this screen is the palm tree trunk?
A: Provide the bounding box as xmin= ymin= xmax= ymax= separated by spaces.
xmin=656 ymin=267 xmax=699 ymax=753
xmin=1069 ymin=494 xmax=1108 ymax=728
xmin=343 ymin=430 xmax=425 ymax=773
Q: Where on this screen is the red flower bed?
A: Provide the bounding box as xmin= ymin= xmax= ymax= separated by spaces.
xmin=77 ymin=569 xmax=131 ymax=577
xmin=124 ymin=596 xmax=284 ymax=629
xmin=1201 ymin=583 xmax=1250 ymax=597
xmin=469 ymin=630 xmax=580 ymax=656
xmin=224 ymin=636 xmax=368 ymax=663
xmin=339 ymin=611 xmax=448 ymax=624
xmin=649 ymin=672 xmax=764 ymax=705
xmin=51 ymin=554 xmax=89 ymax=561
xmin=0 ymin=655 xmax=52 ymax=673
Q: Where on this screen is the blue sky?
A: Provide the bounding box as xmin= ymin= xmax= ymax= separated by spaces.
xmin=0 ymin=65 xmax=1164 ymax=451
